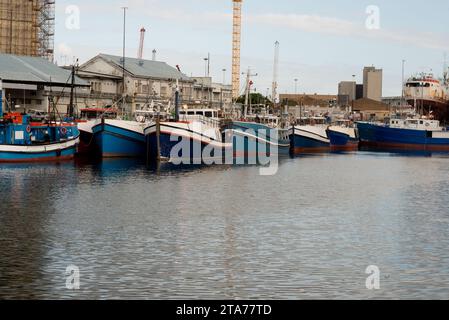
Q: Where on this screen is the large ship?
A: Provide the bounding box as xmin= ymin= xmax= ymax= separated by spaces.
xmin=404 ymin=72 xmax=449 ymax=121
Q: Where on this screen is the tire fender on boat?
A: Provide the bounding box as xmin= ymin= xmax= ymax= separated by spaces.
xmin=60 ymin=127 xmax=68 ymax=135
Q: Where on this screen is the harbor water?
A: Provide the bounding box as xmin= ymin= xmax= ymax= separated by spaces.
xmin=1 ymin=152 xmax=449 ymax=299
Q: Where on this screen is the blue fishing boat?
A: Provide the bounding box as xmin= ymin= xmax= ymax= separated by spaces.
xmin=357 ymin=118 xmax=449 ymax=151
xmin=145 ymin=109 xmax=232 ymax=164
xmin=227 ymin=118 xmax=291 ymax=160
xmin=290 ymin=125 xmax=330 ymax=154
xmin=326 ymin=125 xmax=359 ymax=151
xmin=1 ymin=78 xmax=79 ymax=162
xmin=90 ymin=118 xmax=148 ymax=158
xmin=0 ymin=113 xmax=79 ymax=163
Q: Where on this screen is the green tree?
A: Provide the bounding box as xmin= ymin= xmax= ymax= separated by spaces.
xmin=236 ymin=93 xmax=272 ymax=106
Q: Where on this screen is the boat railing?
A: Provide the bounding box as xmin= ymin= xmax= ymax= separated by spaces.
xmin=180 ymin=115 xmax=222 ymax=129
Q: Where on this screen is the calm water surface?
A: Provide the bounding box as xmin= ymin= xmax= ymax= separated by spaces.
xmin=1 ymin=152 xmax=449 ymax=299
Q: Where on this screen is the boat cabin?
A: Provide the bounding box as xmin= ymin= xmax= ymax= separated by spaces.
xmin=296 ymin=116 xmax=329 ymax=126
xmin=179 ymin=109 xmax=219 ymax=119
xmin=389 ymin=118 xmax=443 ymax=131
xmin=245 ymin=114 xmax=281 ymax=128
xmin=80 ymin=108 xmax=118 ymax=120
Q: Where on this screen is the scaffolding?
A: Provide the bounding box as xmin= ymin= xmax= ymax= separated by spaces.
xmin=0 ymin=0 xmax=54 ymax=61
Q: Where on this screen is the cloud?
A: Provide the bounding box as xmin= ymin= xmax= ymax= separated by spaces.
xmin=247 ymin=13 xmax=449 ymax=51
xmin=115 ymin=0 xmax=449 ymax=51
xmin=57 ymin=42 xmax=73 ymax=56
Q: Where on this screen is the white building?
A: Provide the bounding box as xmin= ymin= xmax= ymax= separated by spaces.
xmin=77 ymin=54 xmax=195 ymax=113
xmin=191 ymin=77 xmax=232 ymax=110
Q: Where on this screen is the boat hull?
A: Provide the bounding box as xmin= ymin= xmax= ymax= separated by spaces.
xmin=145 ymin=122 xmax=231 ymax=164
xmin=357 ymin=122 xmax=449 ymax=151
xmin=327 ymin=128 xmax=359 ymax=151
xmin=228 ymin=121 xmax=291 ymax=158
xmin=290 ymin=126 xmax=330 ymax=154
xmin=92 ymin=121 xmax=146 ymax=158
xmin=0 ymin=137 xmax=79 ymax=163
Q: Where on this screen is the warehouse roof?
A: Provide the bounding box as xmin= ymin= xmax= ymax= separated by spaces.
xmin=353 ymin=98 xmax=390 ymax=111
xmin=96 ymin=53 xmax=192 ymax=82
xmin=0 ymin=53 xmax=89 ymax=87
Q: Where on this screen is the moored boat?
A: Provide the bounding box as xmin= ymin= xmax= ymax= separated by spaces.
xmin=228 ymin=116 xmax=291 ymax=159
xmin=91 ymin=118 xmax=148 ymax=158
xmin=144 ymin=109 xmax=232 ymax=164
xmin=0 ymin=113 xmax=79 ymax=163
xmin=77 ymin=107 xmax=119 ymax=155
xmin=327 ymin=125 xmax=359 ymax=151
xmin=357 ymin=118 xmax=449 ymax=151
xmin=290 ymin=126 xmax=330 ymax=155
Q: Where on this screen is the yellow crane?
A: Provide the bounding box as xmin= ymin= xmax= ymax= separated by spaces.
xmin=232 ymin=0 xmax=242 ymax=100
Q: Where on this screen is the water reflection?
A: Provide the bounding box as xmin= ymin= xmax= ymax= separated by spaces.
xmin=1 ymin=153 xmax=449 ymax=299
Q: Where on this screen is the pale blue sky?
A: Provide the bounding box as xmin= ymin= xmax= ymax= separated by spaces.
xmin=55 ymin=0 xmax=449 ymax=96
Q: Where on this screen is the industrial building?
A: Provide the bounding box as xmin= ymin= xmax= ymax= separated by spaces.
xmin=363 ymin=66 xmax=383 ymax=102
xmin=77 ymin=54 xmax=195 ymax=113
xmin=76 ymin=54 xmax=233 ymax=113
xmin=0 ymin=0 xmax=55 ymax=61
xmin=0 ymin=53 xmax=89 ymax=114
xmin=338 ymin=81 xmax=356 ymax=106
xmin=191 ymin=77 xmax=232 ymax=110
xmin=280 ymin=93 xmax=337 ymax=108
xmin=352 ymin=98 xmax=390 ymax=121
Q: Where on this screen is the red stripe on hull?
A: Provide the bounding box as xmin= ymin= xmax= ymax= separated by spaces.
xmin=293 ymin=147 xmax=331 ymax=155
xmin=102 ymin=153 xmax=141 ymax=158
xmin=330 ymin=143 xmax=359 ymax=152
xmin=233 ymin=151 xmax=280 ymax=158
xmin=0 ymin=155 xmax=74 ymax=163
xmin=360 ymin=141 xmax=449 ymax=151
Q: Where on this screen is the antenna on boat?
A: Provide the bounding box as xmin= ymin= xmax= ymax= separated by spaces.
xmin=443 ymin=52 xmax=448 ymax=83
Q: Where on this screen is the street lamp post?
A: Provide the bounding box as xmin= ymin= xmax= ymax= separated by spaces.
xmin=203 ymin=57 xmax=209 ymax=77
xmin=222 ymin=69 xmax=226 ymax=84
xmin=121 ymin=6 xmax=128 ymax=116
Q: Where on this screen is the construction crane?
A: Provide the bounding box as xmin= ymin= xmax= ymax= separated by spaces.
xmin=272 ymin=41 xmax=280 ymax=107
xmin=232 ymin=0 xmax=243 ymax=100
xmin=138 ymin=27 xmax=146 ymax=59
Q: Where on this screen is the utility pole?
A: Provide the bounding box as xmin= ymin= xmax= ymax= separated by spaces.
xmin=272 ymin=41 xmax=280 ymax=107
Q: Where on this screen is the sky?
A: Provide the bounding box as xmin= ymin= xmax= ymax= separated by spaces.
xmin=54 ymin=0 xmax=449 ymax=96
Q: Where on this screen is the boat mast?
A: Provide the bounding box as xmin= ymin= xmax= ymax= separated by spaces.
xmin=68 ymin=60 xmax=77 ymax=118
xmin=401 ymin=59 xmax=405 ymax=112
